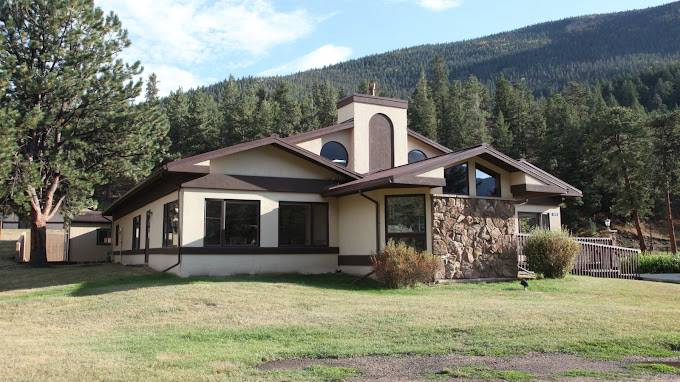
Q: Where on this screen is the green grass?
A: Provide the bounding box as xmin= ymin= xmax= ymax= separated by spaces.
xmin=432 ymin=365 xmax=534 ymax=381
xmin=556 ymin=369 xmax=624 ymax=380
xmin=2 ymin=257 xmax=680 ymax=381
xmin=627 ymin=362 xmax=680 ymax=374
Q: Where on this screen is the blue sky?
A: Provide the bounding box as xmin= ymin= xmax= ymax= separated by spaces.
xmin=95 ymin=0 xmax=674 ymax=96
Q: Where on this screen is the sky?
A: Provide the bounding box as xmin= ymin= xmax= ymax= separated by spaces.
xmin=95 ymin=0 xmax=675 ymax=96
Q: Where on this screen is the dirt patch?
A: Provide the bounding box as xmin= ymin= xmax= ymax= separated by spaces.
xmin=259 ymin=353 xmax=680 ymax=381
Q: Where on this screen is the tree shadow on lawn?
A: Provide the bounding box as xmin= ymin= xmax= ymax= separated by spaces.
xmin=70 ymin=272 xmax=387 ymax=297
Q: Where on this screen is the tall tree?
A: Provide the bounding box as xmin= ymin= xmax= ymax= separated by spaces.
xmin=145 ymin=73 xmax=159 ymax=102
xmin=430 ymin=55 xmax=449 ymax=136
xmin=408 ymin=69 xmax=437 ymax=140
xmin=272 ymin=81 xmax=301 ymax=137
xmin=649 ymin=111 xmax=680 ymax=253
xmin=312 ymin=80 xmax=338 ymax=127
xmin=185 ymin=91 xmax=220 ymax=155
xmin=0 ymin=0 xmax=168 ymax=265
xmin=492 ymin=111 xmax=513 ymax=153
xmin=590 ymin=107 xmax=652 ymax=251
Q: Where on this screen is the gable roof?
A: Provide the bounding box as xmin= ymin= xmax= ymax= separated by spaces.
xmin=284 ymin=120 xmax=354 ymax=144
xmin=324 ymin=143 xmax=582 ymax=197
xmin=166 ymin=134 xmax=361 ymax=179
xmin=407 ymin=129 xmax=453 ymax=154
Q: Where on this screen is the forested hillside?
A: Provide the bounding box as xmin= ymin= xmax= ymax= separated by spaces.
xmin=202 ymin=1 xmax=680 ymax=99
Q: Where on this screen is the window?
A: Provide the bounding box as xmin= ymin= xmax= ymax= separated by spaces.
xmin=475 ymin=165 xmax=501 ymax=197
xmin=204 ymin=199 xmax=260 ymax=247
xmin=131 ymin=215 xmax=141 ymax=250
xmin=279 ymin=202 xmax=328 ymax=246
xmin=320 ymin=141 xmax=348 ymax=167
xmin=385 ymin=195 xmax=426 ymax=251
xmin=115 ymin=224 xmax=120 ymax=246
xmin=444 ymin=163 xmax=469 ymax=195
xmin=518 ymin=212 xmax=551 ymax=233
xmin=163 ymin=201 xmax=179 ymax=248
xmin=96 ymin=228 xmax=112 ymax=246
xmin=408 ymin=149 xmax=427 ymax=164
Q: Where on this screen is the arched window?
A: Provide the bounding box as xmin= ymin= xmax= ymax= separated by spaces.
xmin=320 ymin=141 xmax=348 ymax=167
xmin=408 ymin=149 xmax=427 ymax=164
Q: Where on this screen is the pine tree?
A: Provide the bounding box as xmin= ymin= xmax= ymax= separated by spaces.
xmin=493 ymin=111 xmax=513 ymax=153
xmin=313 ymin=80 xmax=338 ymax=127
xmin=219 ymin=75 xmax=240 ymax=146
xmin=186 ymin=91 xmax=221 ymax=155
xmin=590 ymin=107 xmax=653 ymax=251
xmin=165 ymin=89 xmax=191 ymax=157
xmin=430 ymin=55 xmax=449 ymax=137
xmin=0 ymin=0 xmax=168 ymax=265
xmin=272 ymin=81 xmax=301 ymax=137
xmin=408 ymin=69 xmax=437 ymax=140
xmin=649 ymin=111 xmax=680 ymax=253
xmin=145 ymin=73 xmax=160 ymax=102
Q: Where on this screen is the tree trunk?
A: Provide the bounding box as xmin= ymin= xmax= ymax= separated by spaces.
xmin=29 ymin=207 xmax=48 ymax=267
xmin=667 ymin=190 xmax=678 ymax=254
xmin=632 ymin=209 xmax=647 ymax=252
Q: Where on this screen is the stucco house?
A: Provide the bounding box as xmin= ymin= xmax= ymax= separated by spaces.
xmin=103 ymin=93 xmax=581 ymax=279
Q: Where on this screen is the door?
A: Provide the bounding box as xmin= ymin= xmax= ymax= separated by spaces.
xmin=144 ymin=210 xmax=152 ymax=263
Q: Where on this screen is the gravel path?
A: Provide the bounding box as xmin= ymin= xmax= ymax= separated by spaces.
xmin=259 ymin=353 xmax=680 ymax=381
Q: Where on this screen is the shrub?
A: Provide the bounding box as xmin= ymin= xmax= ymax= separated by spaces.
xmin=525 ymin=229 xmax=580 ymax=278
xmin=639 ymin=252 xmax=680 ymax=274
xmin=371 ymin=240 xmax=443 ymax=288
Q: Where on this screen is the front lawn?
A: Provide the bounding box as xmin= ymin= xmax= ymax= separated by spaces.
xmin=1 ymin=258 xmax=679 ymax=381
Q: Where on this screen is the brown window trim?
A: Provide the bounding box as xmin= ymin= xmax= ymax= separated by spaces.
xmin=162 ymin=200 xmax=179 ymax=248
xmin=204 ymin=199 xmax=261 ymax=248
xmin=131 ymin=215 xmax=141 ymax=250
xmin=384 ymin=194 xmax=427 ymax=251
xmin=278 ymin=201 xmax=330 ymax=247
xmin=96 ymin=228 xmax=112 ymax=246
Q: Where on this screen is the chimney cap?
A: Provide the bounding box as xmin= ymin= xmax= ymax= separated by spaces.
xmin=336 ymin=93 xmax=408 ymax=109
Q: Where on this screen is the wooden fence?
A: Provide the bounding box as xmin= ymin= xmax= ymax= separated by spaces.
xmin=517 ymin=234 xmax=640 ymax=279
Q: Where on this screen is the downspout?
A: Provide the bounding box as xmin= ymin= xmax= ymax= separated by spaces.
xmin=102 ymin=215 xmax=112 ymax=263
xmin=162 ymin=186 xmax=183 ymax=273
xmin=359 ymin=191 xmax=380 ymax=255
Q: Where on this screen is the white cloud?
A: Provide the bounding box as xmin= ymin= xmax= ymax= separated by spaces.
xmin=142 ymin=65 xmax=204 ymax=96
xmin=416 ymin=0 xmax=463 ymax=11
xmin=260 ymin=44 xmax=352 ymax=76
xmin=96 ymin=0 xmax=319 ymax=95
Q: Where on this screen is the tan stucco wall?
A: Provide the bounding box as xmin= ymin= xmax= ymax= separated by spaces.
xmin=337 ymin=102 xmax=408 ymax=173
xmin=515 ymin=204 xmax=562 ymax=232
xmin=294 ymin=130 xmax=354 ymax=169
xmin=68 ymin=225 xmax=110 ymax=262
xmin=209 ymin=145 xmax=337 ymax=179
xmin=181 ymin=188 xmax=338 ymax=248
xmin=111 ymin=192 xmax=179 ymax=255
xmin=510 ymin=172 xmax=546 ymax=186
xmin=178 ymin=254 xmax=337 ymax=277
xmin=407 ymin=135 xmax=443 ymax=159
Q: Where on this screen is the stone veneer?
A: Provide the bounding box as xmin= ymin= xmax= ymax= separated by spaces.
xmin=432 ymin=196 xmax=518 ymax=279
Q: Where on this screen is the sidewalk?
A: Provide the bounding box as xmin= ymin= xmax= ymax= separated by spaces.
xmin=639 ymin=273 xmax=680 ymax=284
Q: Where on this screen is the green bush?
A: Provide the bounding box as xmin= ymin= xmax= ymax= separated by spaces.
xmin=371 ymin=240 xmax=443 ymax=288
xmin=639 ymin=252 xmax=680 ymax=274
xmin=525 ymin=229 xmax=580 ymax=278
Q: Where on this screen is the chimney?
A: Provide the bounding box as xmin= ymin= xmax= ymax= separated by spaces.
xmin=368 ymin=81 xmax=376 ymax=96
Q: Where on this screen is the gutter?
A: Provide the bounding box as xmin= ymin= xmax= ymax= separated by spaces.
xmin=359 ymin=191 xmax=381 ymax=255
xmin=162 ymin=186 xmax=183 ymax=273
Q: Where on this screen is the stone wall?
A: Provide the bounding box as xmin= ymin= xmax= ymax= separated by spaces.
xmin=432 ymin=196 xmax=518 ymax=279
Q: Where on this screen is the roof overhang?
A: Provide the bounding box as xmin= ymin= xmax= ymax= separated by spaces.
xmin=183 ymin=174 xmax=343 ymax=194
xmin=324 ymin=176 xmax=445 ymax=196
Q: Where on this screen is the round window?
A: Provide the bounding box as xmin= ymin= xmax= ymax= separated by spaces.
xmin=320 ymin=141 xmax=348 ymax=167
xmin=408 ymin=149 xmax=427 ymax=164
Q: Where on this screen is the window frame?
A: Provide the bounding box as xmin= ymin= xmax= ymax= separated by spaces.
xmin=384 ymin=194 xmax=427 ymax=251
xmin=162 ymin=200 xmax=179 ymax=248
xmin=475 ymin=163 xmax=501 ymax=198
xmin=203 ymin=199 xmax=261 ymax=247
xmin=131 ymin=215 xmax=141 ymax=250
xmin=443 ymin=162 xmax=470 ymax=196
xmin=518 ymin=212 xmax=552 ymax=233
xmin=407 ymin=149 xmax=428 ymax=164
xmin=320 ymin=141 xmax=349 ymax=167
xmin=278 ymin=201 xmax=329 ymax=247
xmin=115 ymin=224 xmax=120 ymax=246
xmin=96 ymin=228 xmax=112 ymax=246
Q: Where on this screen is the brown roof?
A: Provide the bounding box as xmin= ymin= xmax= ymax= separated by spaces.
xmin=336 ymin=94 xmax=408 ymax=109
xmin=284 ymin=120 xmax=354 ymax=144
xmin=407 ymin=129 xmax=452 ymax=154
xmin=518 ymin=159 xmax=582 ymax=197
xmin=72 ymin=210 xmax=110 ymax=224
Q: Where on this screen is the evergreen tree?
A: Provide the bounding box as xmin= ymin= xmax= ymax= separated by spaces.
xmin=590 ymin=107 xmax=653 ymax=251
xmin=299 ymin=94 xmax=319 ymax=132
xmin=186 ymin=91 xmax=220 ymax=155
xmin=430 ymin=55 xmax=449 ymax=136
xmin=165 ymin=89 xmax=191 ymax=157
xmin=219 ymin=75 xmax=240 ymax=146
xmin=649 ymin=111 xmax=680 ymax=253
xmin=272 ymin=81 xmax=301 ymax=137
xmin=313 ymin=80 xmax=338 ymax=127
xmin=408 ymin=69 xmax=437 ymax=140
xmin=493 ymin=111 xmax=513 ymax=153
xmin=0 ymin=0 xmax=168 ymax=265
xmin=145 ymin=73 xmax=160 ymax=102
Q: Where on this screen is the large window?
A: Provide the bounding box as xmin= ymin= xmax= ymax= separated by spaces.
xmin=320 ymin=141 xmax=348 ymax=167
xmin=279 ymin=202 xmax=328 ymax=246
xmin=444 ymin=163 xmax=469 ymax=195
xmin=96 ymin=228 xmax=112 ymax=246
xmin=475 ymin=165 xmax=501 ymax=197
xmin=408 ymin=149 xmax=427 ymax=164
xmin=131 ymin=215 xmax=141 ymax=250
xmin=518 ymin=212 xmax=551 ymax=233
xmin=163 ymin=201 xmax=179 ymax=248
xmin=204 ymin=199 xmax=260 ymax=246
xmin=385 ymin=195 xmax=426 ymax=251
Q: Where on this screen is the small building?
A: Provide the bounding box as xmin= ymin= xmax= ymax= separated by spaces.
xmin=0 ymin=210 xmax=111 ymax=263
xmin=103 ymin=93 xmax=581 ymax=279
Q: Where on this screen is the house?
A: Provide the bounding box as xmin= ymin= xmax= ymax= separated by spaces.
xmin=0 ymin=210 xmax=111 ymax=263
xmin=103 ymin=93 xmax=581 ymax=279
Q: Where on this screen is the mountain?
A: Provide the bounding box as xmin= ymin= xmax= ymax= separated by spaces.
xmin=204 ymin=1 xmax=680 ymax=98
